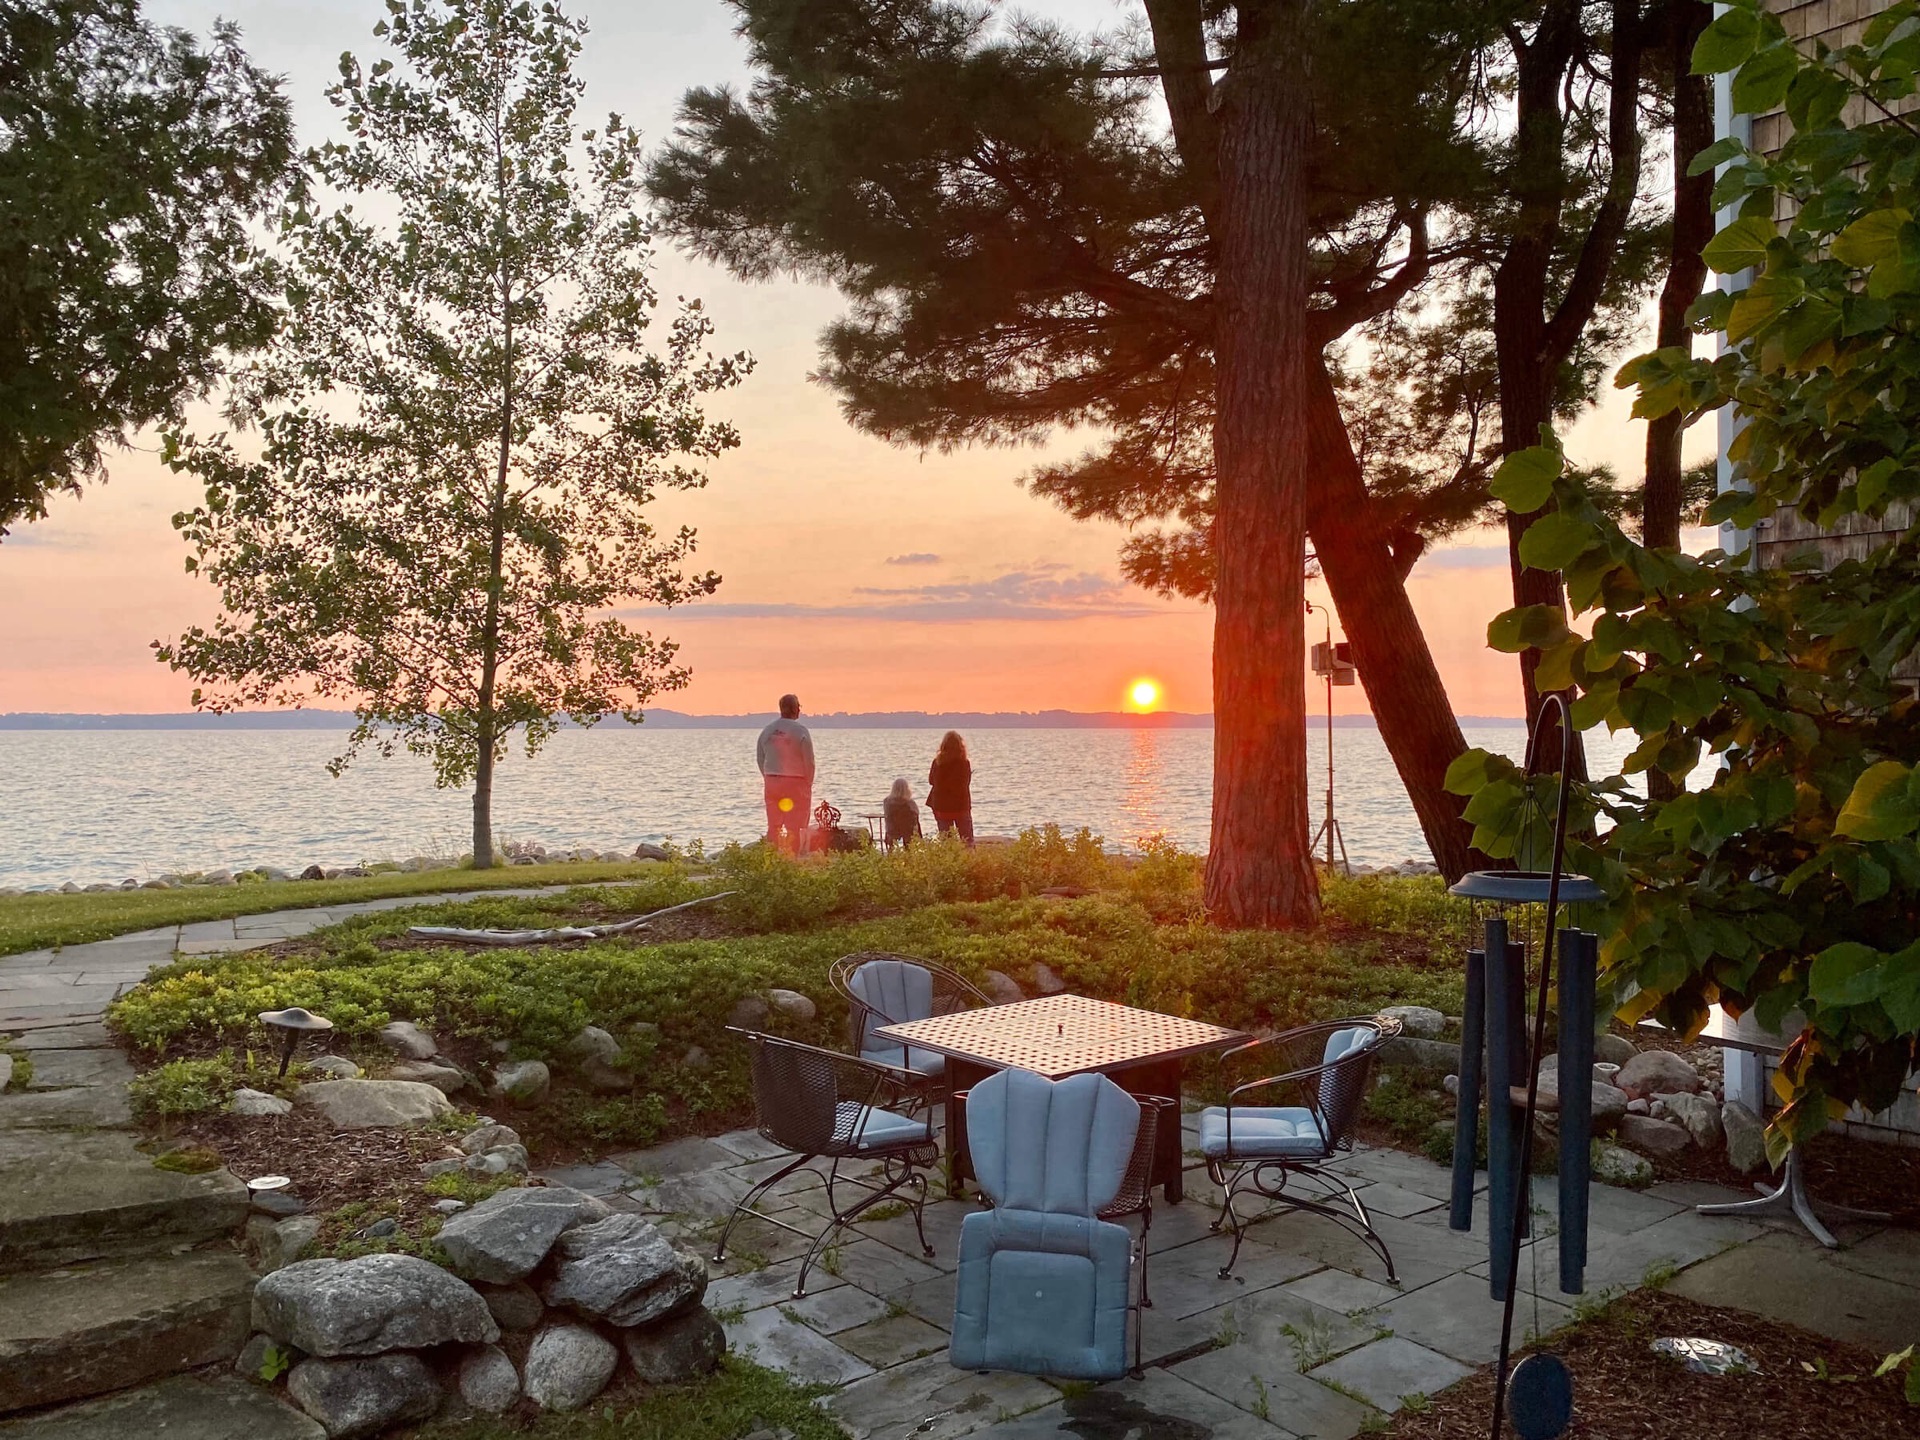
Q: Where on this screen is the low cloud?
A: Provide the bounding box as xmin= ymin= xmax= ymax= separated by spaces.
xmin=885 ymin=552 xmax=941 ymax=566
xmin=625 ymin=568 xmax=1164 ymax=624
xmin=1414 ymin=544 xmax=1510 ymax=572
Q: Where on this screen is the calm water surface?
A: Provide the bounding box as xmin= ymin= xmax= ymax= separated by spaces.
xmin=0 ymin=724 xmax=1641 ymax=888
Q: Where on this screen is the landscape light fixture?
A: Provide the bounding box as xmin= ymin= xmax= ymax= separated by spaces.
xmin=258 ymin=1006 xmax=334 ymax=1077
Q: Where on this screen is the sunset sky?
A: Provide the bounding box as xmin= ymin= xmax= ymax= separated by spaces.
xmin=0 ymin=0 xmax=1711 ymax=719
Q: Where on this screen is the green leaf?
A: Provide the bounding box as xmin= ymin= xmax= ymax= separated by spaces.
xmin=1686 ymin=135 xmax=1748 ymax=177
xmin=1693 ymin=6 xmax=1761 ymax=74
xmin=1702 ymin=215 xmax=1777 ymax=275
xmin=1836 ymin=761 xmax=1920 ymax=841
xmin=1810 ymin=943 xmax=1887 ymax=1007
xmin=1832 ymin=209 xmax=1911 ymax=268
xmin=1444 ymin=748 xmax=1505 ymax=797
xmin=1731 ymin=44 xmax=1798 ymax=114
xmin=1491 ymin=444 xmax=1563 ymax=513
xmin=1487 ymin=605 xmax=1571 ymax=654
xmin=1517 ymin=512 xmax=1592 ymax=572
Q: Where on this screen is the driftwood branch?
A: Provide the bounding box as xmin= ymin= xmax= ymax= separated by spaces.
xmin=408 ymin=891 xmax=736 ymax=947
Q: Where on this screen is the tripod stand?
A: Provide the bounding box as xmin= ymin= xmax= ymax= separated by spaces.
xmin=1306 ymin=603 xmax=1353 ymax=874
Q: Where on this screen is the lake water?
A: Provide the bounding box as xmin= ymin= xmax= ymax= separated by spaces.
xmin=0 ymin=723 xmax=1643 ymax=888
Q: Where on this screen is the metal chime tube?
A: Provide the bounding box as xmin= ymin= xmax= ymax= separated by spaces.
xmin=1484 ymin=916 xmax=1526 ymax=1303
xmin=1450 ymin=945 xmax=1486 ymax=1231
xmin=1556 ymin=928 xmax=1597 ymax=1294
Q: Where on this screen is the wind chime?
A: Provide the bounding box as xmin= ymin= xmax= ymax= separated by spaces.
xmin=1446 ymin=695 xmax=1603 ymax=1440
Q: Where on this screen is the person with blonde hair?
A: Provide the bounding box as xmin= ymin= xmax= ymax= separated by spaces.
xmin=882 ymin=776 xmax=921 ymax=851
xmin=927 ymin=730 xmax=973 ymax=844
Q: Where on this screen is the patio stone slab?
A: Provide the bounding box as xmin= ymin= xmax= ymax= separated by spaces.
xmin=1331 ymin=1148 xmax=1476 ymax=1201
xmin=712 ymin=1126 xmax=788 ymax=1162
xmin=723 ymin=1304 xmax=874 ymax=1387
xmin=1244 ymin=1209 xmax=1482 ymax=1294
xmin=785 ymin=1284 xmax=891 ymax=1335
xmin=707 ymin=1258 xmax=844 ymax=1316
xmin=1825 ymin=1224 xmax=1920 ymax=1291
xmin=2 ymin=1023 xmax=113 ymax=1050
xmin=1345 ymin=1182 xmax=1445 ymax=1219
xmin=1144 ymin=1232 xmax=1323 ymax=1320
xmin=1667 ymin=1230 xmax=1920 ymax=1353
xmin=1369 ymin=1270 xmax=1573 ymax=1366
xmin=609 ymin=1135 xmax=737 ymax=1180
xmin=649 ymin=1165 xmax=760 ymax=1219
xmin=1173 ymin=1350 xmax=1379 ymax=1440
xmin=533 ymin=1161 xmax=633 ymax=1196
xmin=846 ymin=1195 xmax=970 ymax=1266
xmin=839 ymin=1236 xmax=949 ymax=1295
xmin=967 ymin=1371 xmax=1291 ymax=1440
xmin=15 ymin=1046 xmax=133 ymax=1090
xmin=1473 ymin=1206 xmax=1758 ymax=1297
xmin=1307 ymin=1336 xmax=1471 ymax=1413
xmin=837 ymin=1311 xmax=951 ymax=1367
xmin=825 ymin=1351 xmax=1059 ymax=1440
xmin=889 ymin=1270 xmax=959 ymax=1332
xmin=1278 ymin=1268 xmax=1402 ymax=1317
xmin=0 ymin=1084 xmax=131 ymax=1129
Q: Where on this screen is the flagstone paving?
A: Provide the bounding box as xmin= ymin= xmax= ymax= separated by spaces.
xmin=544 ymin=1111 xmax=1916 ymax=1440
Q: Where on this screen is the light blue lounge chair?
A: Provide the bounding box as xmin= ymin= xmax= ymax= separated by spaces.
xmin=1200 ymin=1015 xmax=1402 ymax=1282
xmin=949 ymin=1068 xmax=1145 ymax=1380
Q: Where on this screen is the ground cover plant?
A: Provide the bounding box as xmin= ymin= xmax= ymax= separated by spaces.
xmin=107 ymin=833 xmax=1471 ymax=1161
xmin=0 ymin=859 xmax=669 ymax=956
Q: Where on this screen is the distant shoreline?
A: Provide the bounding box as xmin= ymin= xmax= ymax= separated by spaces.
xmin=0 ymin=709 xmax=1528 ymax=731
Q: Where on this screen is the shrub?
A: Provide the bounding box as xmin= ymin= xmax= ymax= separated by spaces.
xmin=129 ymin=1055 xmax=238 ymax=1119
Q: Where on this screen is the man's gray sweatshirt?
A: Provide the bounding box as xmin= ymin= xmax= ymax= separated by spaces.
xmin=756 ymin=718 xmax=816 ymax=780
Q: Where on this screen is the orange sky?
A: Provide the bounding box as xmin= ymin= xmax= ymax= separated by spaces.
xmin=0 ymin=0 xmax=1706 ymax=721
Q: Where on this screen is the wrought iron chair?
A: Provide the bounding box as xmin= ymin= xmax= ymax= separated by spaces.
xmin=1200 ymin=1015 xmax=1402 ymax=1283
xmin=711 ymin=1029 xmax=938 ymax=1298
xmin=830 ymin=952 xmax=992 ymax=1107
xmin=1099 ymin=1092 xmax=1175 ymax=1327
xmin=949 ymin=1069 xmax=1147 ymax=1381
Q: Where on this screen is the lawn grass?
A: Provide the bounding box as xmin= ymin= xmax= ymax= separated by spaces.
xmin=417 ymin=1360 xmax=844 ymax=1440
xmin=0 ymin=861 xmax=671 ymax=956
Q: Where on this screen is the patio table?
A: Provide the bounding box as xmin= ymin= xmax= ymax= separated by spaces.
xmin=872 ymin=992 xmax=1247 ymax=1202
xmin=1645 ymin=1006 xmax=1891 ymax=1248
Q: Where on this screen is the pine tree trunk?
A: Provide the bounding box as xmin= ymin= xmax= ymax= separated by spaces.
xmin=1304 ymin=359 xmax=1476 ymax=880
xmin=1204 ymin=1 xmax=1319 ymax=928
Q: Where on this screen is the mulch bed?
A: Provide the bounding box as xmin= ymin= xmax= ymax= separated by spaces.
xmin=1387 ymin=1290 xmax=1917 ymax=1439
xmin=170 ymin=1108 xmax=469 ymax=1236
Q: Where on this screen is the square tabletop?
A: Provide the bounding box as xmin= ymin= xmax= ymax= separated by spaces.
xmin=872 ymin=993 xmax=1248 ymax=1080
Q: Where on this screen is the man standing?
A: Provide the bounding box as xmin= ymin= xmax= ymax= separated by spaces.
xmin=757 ymin=693 xmax=816 ymax=855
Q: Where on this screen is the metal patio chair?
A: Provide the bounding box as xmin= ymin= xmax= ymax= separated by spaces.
xmin=949 ymin=1068 xmax=1148 ymax=1381
xmin=1200 ymin=1015 xmax=1402 ymax=1283
xmin=830 ymin=951 xmax=992 ymax=1108
xmin=711 ymin=1029 xmax=938 ymax=1298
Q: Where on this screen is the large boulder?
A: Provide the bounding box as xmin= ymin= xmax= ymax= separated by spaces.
xmin=478 ymin=1281 xmax=546 ymax=1331
xmin=303 ymin=1055 xmax=361 ymax=1079
xmin=1615 ymin=1050 xmax=1702 ymax=1099
xmin=435 ymin=1185 xmax=608 ymax=1284
xmin=766 ymin=989 xmax=817 ymax=1022
xmin=385 ymin=1060 xmax=468 ymax=1094
xmin=253 ymin=1254 xmax=498 ymax=1356
xmin=1594 ymin=1033 xmax=1638 ymax=1067
xmin=286 ymin=1353 xmax=441 ymax=1439
xmin=1591 ymin=1142 xmax=1653 ymax=1186
xmin=1722 ymin=1100 xmax=1768 ymax=1174
xmin=566 ymin=1026 xmax=622 ymax=1067
xmin=376 ymin=1021 xmax=438 ymax=1060
xmin=539 ymin=1213 xmax=707 ymax=1327
xmin=489 ymin=1060 xmax=551 ymax=1104
xmin=727 ymin=995 xmax=770 ymax=1030
xmin=295 ymin=1079 xmax=452 ymax=1130
xmin=1380 ymin=1005 xmax=1444 ymax=1039
xmin=1658 ymin=1091 xmax=1723 ymax=1150
xmin=1619 ymin=1114 xmax=1692 ymax=1157
xmin=522 ymin=1323 xmax=619 ymax=1412
xmin=456 ymin=1344 xmax=521 ymax=1413
xmin=622 ymin=1306 xmax=726 ymax=1385
xmin=1028 ymin=963 xmax=1067 ymax=995
xmin=982 ymin=970 xmax=1025 ymax=1006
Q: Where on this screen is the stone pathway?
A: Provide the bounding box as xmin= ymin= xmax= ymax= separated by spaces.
xmin=538 ymin=1119 xmax=1920 ymax=1440
xmin=0 ymin=886 xmax=597 ymax=1032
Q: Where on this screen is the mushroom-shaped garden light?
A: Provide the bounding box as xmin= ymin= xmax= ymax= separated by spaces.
xmin=259 ymin=1006 xmax=334 ymax=1077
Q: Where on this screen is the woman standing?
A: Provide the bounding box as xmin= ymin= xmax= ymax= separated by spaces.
xmin=927 ymin=731 xmax=974 ymax=844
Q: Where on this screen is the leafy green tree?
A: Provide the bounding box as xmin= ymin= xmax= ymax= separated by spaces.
xmin=0 ymin=0 xmax=292 ymax=535
xmin=1453 ymin=0 xmax=1920 ymax=1150
xmin=160 ymin=0 xmax=748 ymax=868
xmin=650 ymin=0 xmax=1503 ymax=922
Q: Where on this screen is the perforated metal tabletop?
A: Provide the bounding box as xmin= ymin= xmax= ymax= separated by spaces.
xmin=872 ymin=992 xmax=1247 ymax=1079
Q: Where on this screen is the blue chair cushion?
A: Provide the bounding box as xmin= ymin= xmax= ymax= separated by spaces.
xmin=837 ymin=1102 xmax=933 ymax=1152
xmin=847 ymin=959 xmax=936 ymax=1049
xmin=1197 ymin=1104 xmax=1331 ymax=1160
xmin=950 ymin=1208 xmax=1132 ymax=1380
xmin=860 ymin=1043 xmax=948 ymax=1078
xmin=965 ymin=1069 xmax=1139 ymax=1215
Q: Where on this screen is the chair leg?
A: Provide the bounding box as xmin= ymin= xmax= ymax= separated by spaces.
xmin=793 ymin=1153 xmax=934 ymax=1297
xmin=1139 ymin=1204 xmax=1153 ymax=1308
xmin=711 ymin=1153 xmax=808 ymax=1265
xmin=907 ymin=1169 xmax=935 ymax=1258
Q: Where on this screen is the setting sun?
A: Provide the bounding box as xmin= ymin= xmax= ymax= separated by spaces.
xmin=1128 ymin=678 xmax=1162 ymax=709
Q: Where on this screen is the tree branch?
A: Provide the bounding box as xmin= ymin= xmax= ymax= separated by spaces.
xmin=1140 ymin=0 xmax=1220 ymax=224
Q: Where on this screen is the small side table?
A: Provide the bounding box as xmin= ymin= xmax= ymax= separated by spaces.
xmin=1651 ymin=1007 xmax=1890 ymax=1249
